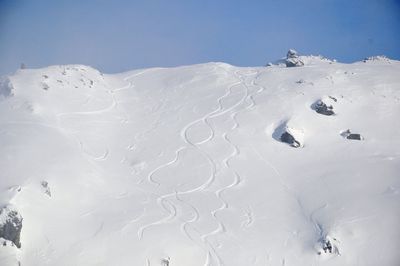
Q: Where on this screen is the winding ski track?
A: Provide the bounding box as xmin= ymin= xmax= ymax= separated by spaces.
xmin=60 ymin=66 xmax=266 ymax=265
xmin=134 ymin=66 xmax=253 ymax=265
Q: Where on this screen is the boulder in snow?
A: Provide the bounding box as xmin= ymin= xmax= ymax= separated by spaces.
xmin=287 ymin=49 xmax=299 ymax=59
xmin=280 ymin=131 xmax=301 ymax=148
xmin=341 ymin=129 xmax=363 ymax=140
xmin=285 ymin=49 xmax=304 ymax=67
xmin=286 ymin=58 xmax=305 ymax=68
xmin=273 ymin=122 xmax=304 ymax=148
xmin=312 ymin=100 xmax=335 ymax=116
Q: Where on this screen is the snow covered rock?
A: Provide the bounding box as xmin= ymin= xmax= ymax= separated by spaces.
xmin=287 ymin=49 xmax=298 ymax=59
xmin=312 ymin=100 xmax=335 ymax=116
xmin=363 ymin=55 xmax=392 ymax=63
xmin=285 ymin=50 xmax=304 ymax=67
xmin=341 ymin=129 xmax=363 ymax=140
xmin=273 ymin=122 xmax=304 ymax=148
xmin=267 ymin=50 xmax=333 ymax=67
xmin=285 ymin=49 xmax=305 ymax=67
xmin=0 ymin=206 xmax=22 ymax=249
xmin=280 ymin=131 xmax=301 ymax=147
xmin=41 ymin=181 xmax=51 ymax=197
xmin=317 ymin=235 xmax=340 ymax=256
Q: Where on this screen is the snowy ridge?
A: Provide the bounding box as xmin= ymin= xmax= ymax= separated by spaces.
xmin=0 ymin=57 xmax=400 ymax=266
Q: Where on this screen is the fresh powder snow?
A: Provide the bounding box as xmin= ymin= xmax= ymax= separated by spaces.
xmin=0 ymin=54 xmax=399 ymax=266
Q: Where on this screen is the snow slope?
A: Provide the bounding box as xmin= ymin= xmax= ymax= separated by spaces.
xmin=0 ymin=56 xmax=400 ymax=266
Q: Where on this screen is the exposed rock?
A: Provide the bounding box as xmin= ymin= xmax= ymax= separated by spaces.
xmin=347 ymin=133 xmax=362 ymax=140
xmin=363 ymin=55 xmax=391 ymax=63
xmin=317 ymin=235 xmax=340 ymax=256
xmin=285 ymin=49 xmax=304 ymax=67
xmin=313 ymin=100 xmax=335 ymax=116
xmin=268 ymin=50 xmax=334 ymax=67
xmin=328 ymin=96 xmax=337 ymax=102
xmin=296 ymin=79 xmax=314 ymax=86
xmin=286 ymin=57 xmax=304 ymax=67
xmin=41 ymin=82 xmax=50 ymax=91
xmin=273 ymin=122 xmax=304 ymax=148
xmin=341 ymin=129 xmax=363 ymax=140
xmin=41 ymin=180 xmax=51 ymax=197
xmin=287 ymin=49 xmax=298 ymax=59
xmin=0 ymin=205 xmax=23 ymax=248
xmin=280 ymin=132 xmax=301 ymax=148
xmin=322 ymin=239 xmax=333 ymax=253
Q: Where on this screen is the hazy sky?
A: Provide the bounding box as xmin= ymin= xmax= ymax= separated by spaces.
xmin=1 ymin=0 xmax=399 ymax=74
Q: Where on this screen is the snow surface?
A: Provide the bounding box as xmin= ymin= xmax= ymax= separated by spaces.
xmin=0 ymin=57 xmax=400 ymax=266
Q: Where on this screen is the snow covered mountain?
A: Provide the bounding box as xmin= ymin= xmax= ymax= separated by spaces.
xmin=1 ymin=53 xmax=400 ymax=266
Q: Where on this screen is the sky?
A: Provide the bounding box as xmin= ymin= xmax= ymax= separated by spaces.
xmin=0 ymin=0 xmax=399 ymax=75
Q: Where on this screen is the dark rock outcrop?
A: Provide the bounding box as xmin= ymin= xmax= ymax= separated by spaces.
xmin=273 ymin=122 xmax=304 ymax=148
xmin=322 ymin=239 xmax=333 ymax=253
xmin=0 ymin=206 xmax=23 ymax=248
xmin=341 ymin=129 xmax=363 ymax=140
xmin=317 ymin=235 xmax=340 ymax=256
xmin=313 ymin=100 xmax=335 ymax=116
xmin=280 ymin=132 xmax=301 ymax=148
xmin=346 ymin=133 xmax=362 ymax=140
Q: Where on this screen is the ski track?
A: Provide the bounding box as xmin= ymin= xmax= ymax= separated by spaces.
xmin=115 ymin=69 xmax=184 ymax=242
xmin=78 ymin=140 xmax=109 ymax=161
xmin=53 ymin=70 xmax=153 ymax=167
xmin=177 ymin=69 xmax=260 ymax=265
xmin=198 ymin=70 xmax=265 ymax=265
xmin=60 ymin=69 xmax=170 ymax=243
xmin=175 ymin=190 xmax=201 ymax=242
xmin=56 ymin=69 xmax=151 ymax=118
xmin=188 ymin=69 xmax=265 ymax=265
xmin=147 ymin=147 xmax=186 ymax=186
xmin=178 ymin=74 xmax=246 ymax=245
xmin=6 ymin=62 xmax=399 ymax=266
xmin=120 ymin=208 xmax=147 ymax=233
xmin=137 ymin=191 xmax=178 ymax=240
xmin=134 ymin=67 xmax=252 ymax=265
xmin=57 ymin=67 xmax=268 ymax=265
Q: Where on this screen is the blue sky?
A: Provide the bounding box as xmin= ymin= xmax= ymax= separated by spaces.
xmin=0 ymin=0 xmax=399 ymax=74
